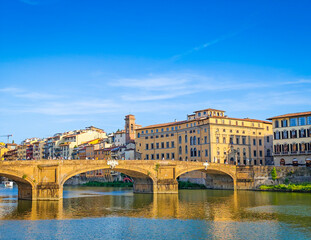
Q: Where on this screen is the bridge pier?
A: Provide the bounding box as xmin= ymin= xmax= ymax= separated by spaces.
xmin=35 ymin=183 xmax=63 ymax=201
xmin=133 ymin=178 xmax=153 ymax=193
xmin=154 ymin=179 xmax=178 ymax=194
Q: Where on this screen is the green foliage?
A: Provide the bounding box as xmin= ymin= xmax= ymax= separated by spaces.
xmin=178 ymin=180 xmax=207 ymax=189
xmin=154 ymin=163 xmax=160 ymax=172
xmin=260 ymin=183 xmax=311 ymax=192
xmin=147 ymin=171 xmax=151 ymax=176
xmin=84 ymin=181 xmax=133 ymax=187
xmin=284 ymin=178 xmax=289 ymax=184
xmin=271 ymin=167 xmax=277 ymax=181
xmin=22 ymin=174 xmax=27 ymax=179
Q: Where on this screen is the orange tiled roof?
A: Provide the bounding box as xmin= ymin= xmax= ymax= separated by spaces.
xmin=138 ymin=120 xmax=188 ymax=130
xmin=193 ymin=108 xmax=225 ymax=113
xmin=213 ymin=116 xmax=272 ymax=124
xmin=267 ymin=111 xmax=311 ymax=120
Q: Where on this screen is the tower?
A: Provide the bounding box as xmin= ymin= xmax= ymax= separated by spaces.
xmin=125 ymin=114 xmax=136 ymax=144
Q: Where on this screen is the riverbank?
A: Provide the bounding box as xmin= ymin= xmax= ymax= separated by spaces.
xmin=259 ymin=183 xmax=311 ymax=192
xmin=83 ymin=181 xmax=133 ymax=187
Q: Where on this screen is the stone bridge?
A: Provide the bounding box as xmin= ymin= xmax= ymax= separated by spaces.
xmin=0 ymin=160 xmax=241 ymax=200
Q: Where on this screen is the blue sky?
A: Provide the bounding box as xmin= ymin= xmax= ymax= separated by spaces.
xmin=0 ymin=0 xmax=311 ymax=143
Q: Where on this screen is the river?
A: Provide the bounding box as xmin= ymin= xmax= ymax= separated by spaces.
xmin=0 ymin=186 xmax=310 ymax=239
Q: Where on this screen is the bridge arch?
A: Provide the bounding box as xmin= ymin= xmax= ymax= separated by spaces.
xmin=0 ymin=169 xmax=35 ymax=200
xmin=176 ymin=166 xmax=236 ymax=190
xmin=61 ymin=166 xmax=157 ymax=194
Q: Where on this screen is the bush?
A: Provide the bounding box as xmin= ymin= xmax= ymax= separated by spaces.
xmin=271 ymin=167 xmax=277 ymax=181
xmin=259 ymin=183 xmax=311 ymax=192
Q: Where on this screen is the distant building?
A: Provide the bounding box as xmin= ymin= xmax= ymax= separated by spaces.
xmin=267 ymin=111 xmax=311 ymax=167
xmin=136 ymin=108 xmax=273 ymax=165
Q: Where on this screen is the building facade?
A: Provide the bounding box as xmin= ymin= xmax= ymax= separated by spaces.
xmin=267 ymin=111 xmax=311 ymax=166
xmin=136 ymin=108 xmax=273 ymax=165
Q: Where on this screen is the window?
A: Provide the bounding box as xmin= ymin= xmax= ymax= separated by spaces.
xmin=222 ymin=137 xmax=226 ymax=144
xmin=267 ymin=149 xmax=271 ymax=157
xmin=166 ymin=153 xmax=170 ymax=159
xmin=185 ymin=135 xmax=188 ymax=143
xmin=185 ymin=145 xmax=188 ymax=154
xmin=179 ymin=146 xmax=182 ymax=155
xmin=204 ymin=136 xmax=207 ymax=144
xmin=156 ymin=154 xmax=159 ymax=160
xmin=142 ymin=131 xmax=144 ymax=134
xmin=166 ymin=134 xmax=169 ymax=137
xmin=230 ymin=136 xmax=233 ymax=144
xmin=204 ymin=128 xmax=207 ymax=133
xmin=290 ymin=118 xmax=298 ymax=127
xmin=236 ymin=137 xmax=240 ymax=145
xmin=299 ymin=117 xmax=306 ymax=126
xmin=156 ymin=135 xmax=159 ymax=138
xmin=275 ymin=120 xmax=279 ymax=128
xmin=299 ymin=129 xmax=306 ymax=138
xmin=156 ymin=143 xmax=159 ymax=149
xmin=259 ymin=139 xmax=262 ymax=146
xmin=166 ymin=128 xmax=169 ymax=131
xmin=151 ymin=143 xmax=154 ymax=149
xmin=145 ymin=144 xmax=149 ymax=150
xmin=198 ymin=112 xmax=201 ymax=117
xmin=171 ymin=127 xmax=174 ymax=131
xmin=172 ymin=153 xmax=175 ymax=159
xmin=171 ymin=133 xmax=174 ymax=136
xmin=253 ymin=139 xmax=256 ymax=145
xmin=146 ymin=154 xmax=149 ymax=160
xmin=150 ymin=136 xmax=153 ymax=139
xmin=179 ymin=136 xmax=182 ymax=144
xmin=198 ymin=150 xmax=201 ymax=157
xmin=161 ymin=142 xmax=164 ymax=148
xmin=253 ymin=150 xmax=257 ymax=157
xmin=161 ymin=128 xmax=164 ymax=132
xmin=137 ymin=133 xmax=140 ymax=138
xmin=161 ymin=153 xmax=164 ymax=159
xmin=190 ymin=148 xmax=193 ymax=157
xmin=194 ymin=148 xmax=197 ymax=157
xmin=290 ymin=130 xmax=297 ymax=138
xmin=259 ymin=150 xmax=262 ymax=157
xmin=145 ymin=136 xmax=148 ymax=139
xmin=267 ymin=136 xmax=270 ymax=142
xmin=281 ymin=119 xmax=288 ymax=127
xmin=205 ymin=149 xmax=208 ymax=157
xmin=242 ymin=137 xmax=246 ymax=145
xmin=166 ymin=142 xmax=169 ymax=148
xmin=216 ymin=137 xmax=219 ymax=143
xmin=190 ymin=136 xmax=193 ymax=145
xmin=275 ymin=131 xmax=280 ymax=140
xmin=146 ymin=130 xmax=149 ymax=134
xmin=307 ymin=116 xmax=311 ymax=125
xmin=171 ymin=141 xmax=175 ymax=148
xmin=151 ymin=154 xmax=154 ymax=160
xmin=156 ymin=129 xmax=158 ymax=132
xmin=193 ymin=136 xmax=196 ymax=145
xmin=151 ymin=130 xmax=153 ymax=133
xmin=282 ymin=131 xmax=288 ymax=139
xmin=198 ymin=138 xmax=200 ymax=145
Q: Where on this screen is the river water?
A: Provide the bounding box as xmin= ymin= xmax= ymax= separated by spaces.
xmin=0 ymin=186 xmax=310 ymax=239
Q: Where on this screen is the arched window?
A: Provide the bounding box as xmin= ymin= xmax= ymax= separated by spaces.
xmin=193 ymin=136 xmax=196 ymax=145
xmin=283 ymin=144 xmax=289 ymax=153
xmin=137 ymin=133 xmax=140 ymax=138
xmin=299 ymin=129 xmax=306 ymax=138
xmin=275 ymin=120 xmax=279 ymax=128
xmin=190 ymin=136 xmax=193 ymax=145
xmin=291 ymin=143 xmax=298 ymax=152
xmin=179 ymin=146 xmax=182 ymax=155
xmin=185 ymin=135 xmax=188 ymax=143
xmin=190 ymin=148 xmax=193 ymax=157
xmin=282 ymin=130 xmax=288 ymax=139
xmin=178 ymin=136 xmax=182 ymax=144
xmin=290 ymin=130 xmax=297 ymax=138
xmin=275 ymin=131 xmax=280 ymax=140
xmin=194 ymin=148 xmax=197 ymax=157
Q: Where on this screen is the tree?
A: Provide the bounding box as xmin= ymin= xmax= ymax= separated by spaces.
xmin=271 ymin=167 xmax=277 ymax=181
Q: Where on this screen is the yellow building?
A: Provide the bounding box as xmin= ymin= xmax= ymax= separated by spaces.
xmin=136 ymin=108 xmax=273 ymax=166
xmin=267 ymin=111 xmax=311 ymax=166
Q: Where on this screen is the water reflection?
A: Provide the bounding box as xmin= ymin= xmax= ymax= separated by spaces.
xmin=0 ymin=186 xmax=311 ymax=234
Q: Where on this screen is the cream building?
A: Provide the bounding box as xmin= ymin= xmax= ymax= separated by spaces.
xmin=136 ymin=108 xmax=273 ymax=166
xmin=267 ymin=111 xmax=311 ymax=166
